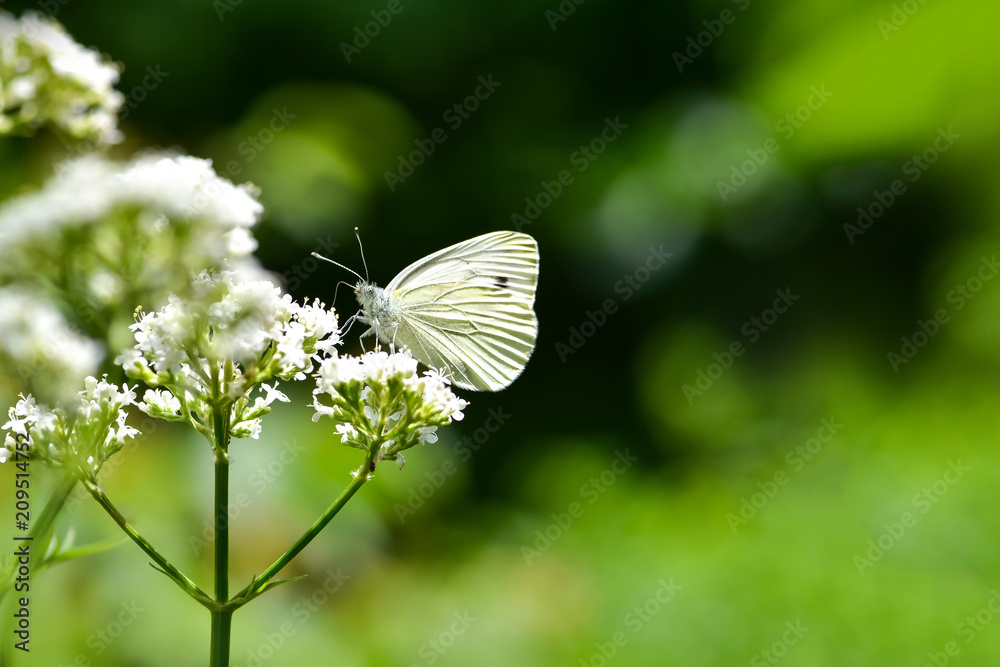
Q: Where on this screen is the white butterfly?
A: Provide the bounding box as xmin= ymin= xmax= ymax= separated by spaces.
xmin=321 ymin=231 xmax=539 ymax=392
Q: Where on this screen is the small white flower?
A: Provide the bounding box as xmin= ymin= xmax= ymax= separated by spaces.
xmin=260 ymin=382 xmax=289 ymax=406
xmin=3 ymin=395 xmax=38 ymax=436
xmin=232 ymin=418 xmax=262 ymax=439
xmin=311 ymin=398 xmax=339 ymax=422
xmin=139 ymin=388 xmax=182 ymax=418
xmin=335 ymin=423 xmax=358 ymax=443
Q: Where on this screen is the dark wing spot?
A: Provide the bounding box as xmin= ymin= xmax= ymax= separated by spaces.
xmin=494 ymin=275 xmax=509 ymax=288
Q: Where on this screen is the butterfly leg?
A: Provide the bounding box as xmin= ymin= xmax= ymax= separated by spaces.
xmin=357 ymin=315 xmax=378 ymax=353
xmin=390 ymin=324 xmax=401 ymax=353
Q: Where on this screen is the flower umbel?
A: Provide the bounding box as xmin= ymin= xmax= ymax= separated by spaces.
xmin=120 ymin=270 xmax=339 ymax=442
xmin=1 ymin=376 xmax=138 ymax=475
xmin=312 ymin=350 xmax=467 ymax=470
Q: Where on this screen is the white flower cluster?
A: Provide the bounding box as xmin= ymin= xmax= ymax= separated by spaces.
xmin=0 ymin=152 xmax=262 ymax=267
xmin=0 ymin=153 xmax=267 ymax=347
xmin=0 ymin=287 xmax=103 ymax=405
xmin=119 ymin=270 xmax=339 ymax=440
xmin=313 ymin=350 xmax=467 ymax=470
xmin=1 ymin=376 xmax=138 ymax=474
xmin=0 ymin=11 xmax=123 ymax=144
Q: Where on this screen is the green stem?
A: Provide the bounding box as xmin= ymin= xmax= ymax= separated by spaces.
xmin=210 ymin=447 xmax=231 ymax=664
xmin=210 ymin=609 xmax=232 ymax=666
xmin=210 ymin=392 xmax=232 ymax=667
xmin=234 ymin=445 xmax=378 ymax=604
xmin=83 ymin=479 xmax=210 ymax=605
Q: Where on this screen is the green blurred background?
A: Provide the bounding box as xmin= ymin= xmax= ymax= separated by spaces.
xmin=4 ymin=0 xmax=1000 ymax=665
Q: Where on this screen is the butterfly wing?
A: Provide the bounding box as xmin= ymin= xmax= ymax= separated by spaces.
xmin=387 ymin=232 xmax=539 ymax=391
xmin=386 ymin=231 xmax=538 ymax=301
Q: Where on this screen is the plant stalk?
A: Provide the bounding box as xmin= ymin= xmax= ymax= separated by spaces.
xmin=210 ymin=398 xmax=232 ymax=667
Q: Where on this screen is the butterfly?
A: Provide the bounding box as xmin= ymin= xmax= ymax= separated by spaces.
xmin=318 ymin=231 xmax=539 ymax=392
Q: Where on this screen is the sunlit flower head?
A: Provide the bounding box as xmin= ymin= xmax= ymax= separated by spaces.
xmin=120 ymin=270 xmax=339 ymax=442
xmin=312 ymin=350 xmax=467 ymax=469
xmin=122 ymin=270 xmax=339 ymax=385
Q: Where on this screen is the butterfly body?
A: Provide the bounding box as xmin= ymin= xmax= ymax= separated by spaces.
xmin=354 ymin=281 xmax=397 ymax=339
xmin=352 ymin=231 xmax=539 ymax=392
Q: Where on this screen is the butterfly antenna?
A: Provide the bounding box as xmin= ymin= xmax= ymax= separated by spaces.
xmin=332 ymin=279 xmax=355 ymax=305
xmin=311 ymin=252 xmax=364 ymax=282
xmin=354 ymin=227 xmax=370 ymax=281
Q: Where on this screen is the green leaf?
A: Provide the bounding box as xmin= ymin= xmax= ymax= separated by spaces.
xmin=40 ymin=537 xmax=128 ymax=570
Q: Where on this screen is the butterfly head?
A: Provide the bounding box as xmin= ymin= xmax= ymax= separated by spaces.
xmin=355 ymin=280 xmax=379 ymax=312
xmin=354 ymin=280 xmax=394 ymax=319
